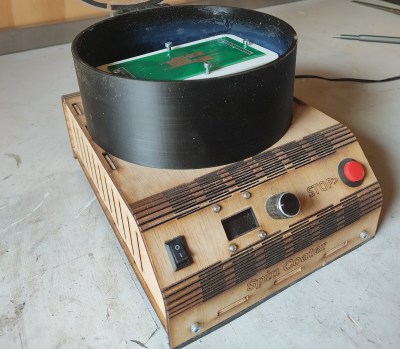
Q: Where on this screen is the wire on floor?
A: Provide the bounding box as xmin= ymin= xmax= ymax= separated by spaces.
xmin=295 ymin=74 xmax=400 ymax=83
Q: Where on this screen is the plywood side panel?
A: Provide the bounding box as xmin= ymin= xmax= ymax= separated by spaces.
xmin=0 ymin=1 xmax=14 ymax=29
xmin=63 ymin=94 xmax=166 ymax=323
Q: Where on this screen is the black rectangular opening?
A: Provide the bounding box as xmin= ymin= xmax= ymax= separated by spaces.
xmin=222 ymin=207 xmax=259 ymax=241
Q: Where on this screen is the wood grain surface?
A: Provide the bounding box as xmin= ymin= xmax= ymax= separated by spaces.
xmin=0 ymin=0 xmax=105 ymax=29
xmin=62 ymin=92 xmax=382 ymax=348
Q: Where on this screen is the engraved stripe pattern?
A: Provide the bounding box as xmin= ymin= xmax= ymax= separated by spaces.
xmin=131 ymin=124 xmax=356 ymax=231
xmin=161 ymin=182 xmax=382 ymax=318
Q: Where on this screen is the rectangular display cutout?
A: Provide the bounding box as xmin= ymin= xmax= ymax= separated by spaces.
xmin=222 ymin=207 xmax=259 ymax=241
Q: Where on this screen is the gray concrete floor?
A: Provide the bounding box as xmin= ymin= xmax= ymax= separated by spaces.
xmin=1 ymin=0 xmax=400 ymax=348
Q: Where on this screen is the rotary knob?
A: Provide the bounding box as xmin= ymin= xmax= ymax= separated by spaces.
xmin=266 ymin=192 xmax=301 ymax=219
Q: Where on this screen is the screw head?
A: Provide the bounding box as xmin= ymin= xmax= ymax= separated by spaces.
xmin=212 ymin=204 xmax=221 ymax=213
xmin=191 ymin=322 xmax=201 ymax=334
xmin=204 ymin=61 xmax=212 ymax=74
xmin=229 ymin=243 xmax=238 ymax=252
xmin=359 ymin=231 xmax=368 ymax=240
xmin=242 ymin=191 xmax=251 ymax=199
xmin=258 ymin=230 xmax=267 ymax=239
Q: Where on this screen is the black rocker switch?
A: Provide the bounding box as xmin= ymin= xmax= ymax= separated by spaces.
xmin=165 ymin=236 xmax=192 ymax=271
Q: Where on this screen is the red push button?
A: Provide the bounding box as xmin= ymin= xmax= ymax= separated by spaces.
xmin=338 ymin=158 xmax=365 ymax=187
xmin=344 ymin=160 xmax=365 ymax=182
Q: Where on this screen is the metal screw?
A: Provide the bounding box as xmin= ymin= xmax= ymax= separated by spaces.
xmin=204 ymin=61 xmax=212 ymax=75
xmin=212 ymin=204 xmax=221 ymax=213
xmin=229 ymin=243 xmax=238 ymax=252
xmin=258 ymin=230 xmax=267 ymax=239
xmin=165 ymin=41 xmax=172 ymax=53
xmin=359 ymin=231 xmax=368 ymax=240
xmin=191 ymin=322 xmax=201 ymax=334
xmin=242 ymin=191 xmax=251 ymax=199
xmin=243 ymin=38 xmax=250 ymax=47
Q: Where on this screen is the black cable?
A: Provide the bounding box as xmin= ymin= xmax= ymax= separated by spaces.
xmin=295 ymin=74 xmax=400 ymax=83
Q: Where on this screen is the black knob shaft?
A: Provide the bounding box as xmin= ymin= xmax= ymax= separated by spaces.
xmin=266 ymin=192 xmax=301 ymax=219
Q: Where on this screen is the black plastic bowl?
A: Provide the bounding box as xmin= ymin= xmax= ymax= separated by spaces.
xmin=72 ymin=6 xmax=297 ymax=169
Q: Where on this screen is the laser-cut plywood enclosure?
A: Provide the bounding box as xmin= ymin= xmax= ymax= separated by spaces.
xmin=62 ymin=93 xmax=382 ymax=348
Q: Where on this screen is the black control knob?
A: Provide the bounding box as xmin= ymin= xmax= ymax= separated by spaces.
xmin=266 ymin=192 xmax=301 ymax=219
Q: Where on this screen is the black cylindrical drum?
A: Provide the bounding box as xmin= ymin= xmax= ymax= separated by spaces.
xmin=72 ymin=6 xmax=297 ymax=169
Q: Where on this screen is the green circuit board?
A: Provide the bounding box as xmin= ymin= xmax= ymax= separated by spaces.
xmin=108 ymin=36 xmax=266 ymax=80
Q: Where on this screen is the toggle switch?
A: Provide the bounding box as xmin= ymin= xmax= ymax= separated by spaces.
xmin=165 ymin=236 xmax=192 ymax=271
